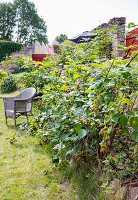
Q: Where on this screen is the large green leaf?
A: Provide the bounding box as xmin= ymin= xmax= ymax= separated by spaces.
xmin=119 ymin=115 xmax=128 ymax=126
xmin=75 ymin=143 xmax=81 ymax=151
xmin=131 ymin=130 xmax=138 ymax=141
xmin=74 ymin=123 xmax=82 ymax=132
xmin=78 ymin=129 xmax=88 ymax=139
xmin=112 ymin=113 xmax=122 ymax=123
xmin=104 ymin=97 xmax=113 ymax=102
xmin=122 ymin=128 xmax=129 ymax=135
xmin=130 ymin=117 xmax=138 ymax=129
xmin=122 ymin=71 xmax=131 ymax=78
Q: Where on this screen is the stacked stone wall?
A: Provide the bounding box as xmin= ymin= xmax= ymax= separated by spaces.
xmin=12 ymin=44 xmax=33 ymax=57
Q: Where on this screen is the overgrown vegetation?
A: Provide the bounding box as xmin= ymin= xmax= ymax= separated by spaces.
xmin=0 ymin=69 xmax=7 ymax=83
xmin=0 ymin=26 xmax=138 ymax=199
xmin=18 ymin=31 xmax=138 ymax=183
xmin=1 ymin=73 xmax=17 ymax=93
xmin=24 ymin=45 xmax=137 ymax=181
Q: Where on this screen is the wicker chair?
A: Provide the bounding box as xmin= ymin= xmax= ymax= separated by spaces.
xmin=3 ymin=87 xmax=36 ymax=127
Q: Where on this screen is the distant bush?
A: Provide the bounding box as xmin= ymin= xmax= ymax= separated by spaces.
xmin=0 ymin=74 xmax=17 ymax=93
xmin=53 ymin=44 xmax=60 ymax=54
xmin=0 ymin=40 xmax=21 ymax=62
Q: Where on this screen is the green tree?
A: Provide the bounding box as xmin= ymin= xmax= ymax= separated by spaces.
xmin=0 ymin=0 xmax=48 ymax=44
xmin=14 ymin=0 xmax=48 ymax=44
xmin=0 ymin=3 xmax=16 ymax=41
xmin=55 ymin=34 xmax=68 ymax=43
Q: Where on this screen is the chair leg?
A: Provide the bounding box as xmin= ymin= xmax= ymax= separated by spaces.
xmin=30 ymin=111 xmax=35 ymax=119
xmin=26 ymin=114 xmax=29 ymax=123
xmin=5 ymin=117 xmax=7 ymax=125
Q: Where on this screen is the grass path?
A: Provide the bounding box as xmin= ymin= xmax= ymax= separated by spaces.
xmin=0 ymin=96 xmax=72 ymax=200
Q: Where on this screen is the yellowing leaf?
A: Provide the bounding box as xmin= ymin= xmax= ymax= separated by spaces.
xmin=73 ymin=73 xmax=81 ymax=79
xmin=50 ymin=71 xmax=55 ymax=75
xmin=60 ymin=85 xmax=68 ymax=91
xmin=121 ymin=97 xmax=133 ymax=104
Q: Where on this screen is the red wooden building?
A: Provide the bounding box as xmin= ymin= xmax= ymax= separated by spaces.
xmin=125 ymin=28 xmax=138 ymax=58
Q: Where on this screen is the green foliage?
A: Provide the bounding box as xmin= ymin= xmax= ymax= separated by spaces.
xmin=55 ymin=34 xmax=68 ymax=44
xmin=0 ymin=40 xmax=21 ymax=62
xmin=0 ymin=0 xmax=48 ymax=44
xmin=1 ymin=74 xmax=17 ymax=93
xmin=11 ymin=54 xmax=31 ymax=74
xmin=0 ymin=2 xmax=16 ymax=41
xmin=127 ymin=22 xmax=138 ymax=29
xmin=91 ymin=28 xmax=113 ymax=59
xmin=0 ymin=69 xmax=7 ymax=84
xmin=53 ymin=44 xmax=60 ymax=53
xmin=14 ymin=0 xmax=48 ymax=44
xmin=13 ymin=30 xmax=138 ymax=182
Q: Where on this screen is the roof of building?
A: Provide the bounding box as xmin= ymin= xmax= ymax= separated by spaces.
xmin=69 ymin=31 xmax=97 ymax=43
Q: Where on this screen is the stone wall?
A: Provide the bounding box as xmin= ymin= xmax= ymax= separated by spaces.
xmin=13 ymin=44 xmax=33 ymax=57
xmin=0 ymin=44 xmax=33 ymax=72
xmin=98 ymin=17 xmax=126 ymax=57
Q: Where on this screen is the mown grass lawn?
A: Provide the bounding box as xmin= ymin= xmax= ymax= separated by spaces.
xmin=0 ymin=95 xmax=73 ymax=200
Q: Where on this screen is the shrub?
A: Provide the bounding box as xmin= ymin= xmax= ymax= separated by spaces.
xmin=0 ymin=40 xmax=21 ymax=62
xmin=53 ymin=44 xmax=60 ymax=53
xmin=12 ymin=26 xmax=138 ymax=183
xmin=1 ymin=74 xmax=17 ymax=93
xmin=27 ymin=43 xmax=138 ymax=181
xmin=0 ymin=69 xmax=7 ymax=83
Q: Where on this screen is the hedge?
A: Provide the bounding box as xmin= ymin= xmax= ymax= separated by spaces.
xmin=0 ymin=40 xmax=22 ymax=62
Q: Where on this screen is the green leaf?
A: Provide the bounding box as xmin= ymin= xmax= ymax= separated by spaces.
xmin=130 ymin=117 xmax=138 ymax=129
xmin=122 ymin=71 xmax=131 ymax=78
xmin=51 ymin=157 xmax=59 ymax=165
xmin=134 ymin=145 xmax=138 ymax=154
xmin=121 ymin=97 xmax=133 ymax=104
xmin=131 ymin=130 xmax=138 ymax=141
xmin=60 ymin=84 xmax=68 ymax=91
xmin=107 ymin=126 xmax=112 ymax=134
xmin=104 ymin=97 xmax=113 ymax=102
xmin=127 ymin=112 xmax=135 ymax=116
xmin=74 ymin=123 xmax=82 ymax=132
xmin=73 ymin=72 xmax=81 ymax=79
xmin=115 ymin=45 xmax=125 ymax=48
xmin=112 ymin=113 xmax=122 ymax=123
xmin=69 ymin=135 xmax=78 ymax=141
xmin=119 ymin=115 xmax=128 ymax=126
xmin=75 ymin=143 xmax=81 ymax=151
xmin=127 ymin=22 xmax=136 ymax=28
xmin=78 ymin=129 xmax=88 ymax=139
xmin=122 ymin=128 xmax=129 ymax=135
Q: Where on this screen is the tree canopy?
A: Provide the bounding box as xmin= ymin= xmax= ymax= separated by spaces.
xmin=55 ymin=34 xmax=68 ymax=43
xmin=0 ymin=3 xmax=16 ymax=41
xmin=0 ymin=0 xmax=48 ymax=44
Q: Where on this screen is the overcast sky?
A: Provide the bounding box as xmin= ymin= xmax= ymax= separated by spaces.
xmin=1 ymin=0 xmax=138 ymax=44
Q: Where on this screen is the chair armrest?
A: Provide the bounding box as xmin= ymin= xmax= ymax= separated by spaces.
xmin=14 ymin=98 xmax=32 ymax=112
